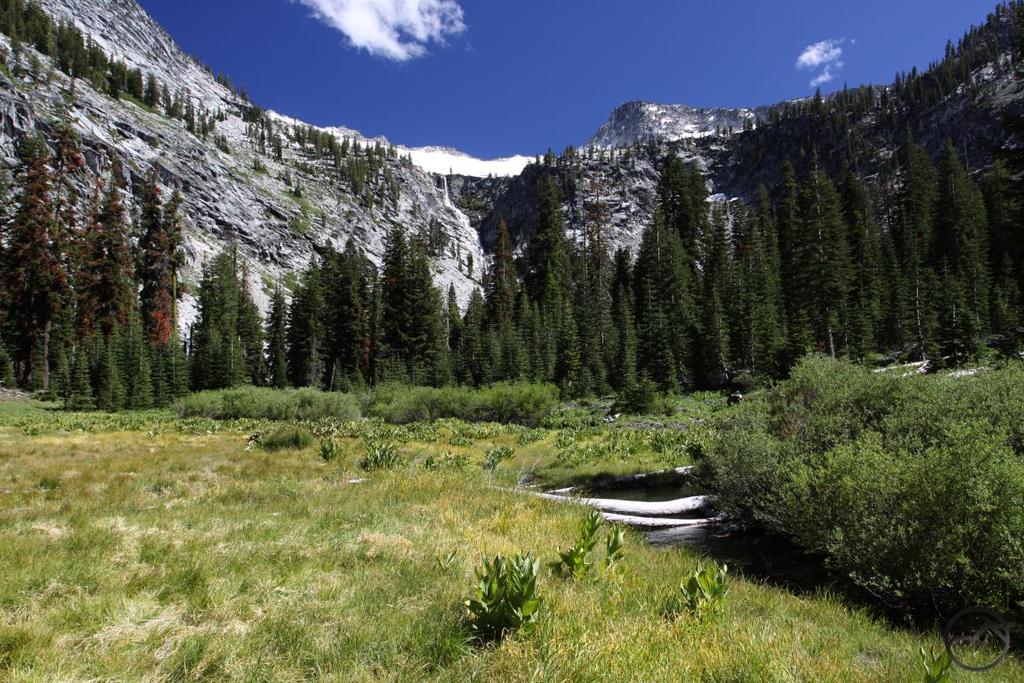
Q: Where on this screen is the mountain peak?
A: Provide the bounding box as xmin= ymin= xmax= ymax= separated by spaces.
xmin=588 ymin=100 xmax=765 ymax=148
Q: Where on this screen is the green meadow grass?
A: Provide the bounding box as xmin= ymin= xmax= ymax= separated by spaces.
xmin=0 ymin=401 xmax=1021 ymax=681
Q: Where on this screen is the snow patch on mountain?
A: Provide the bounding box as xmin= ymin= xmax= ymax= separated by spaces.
xmin=400 ymin=146 xmax=532 ymax=178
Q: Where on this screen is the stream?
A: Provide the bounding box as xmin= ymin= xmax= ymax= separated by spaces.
xmin=566 ymin=471 xmax=839 ymax=594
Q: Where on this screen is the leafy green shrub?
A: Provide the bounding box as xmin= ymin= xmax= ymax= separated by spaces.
xmin=260 ymin=426 xmax=314 ymax=452
xmin=319 ymin=439 xmax=342 ymax=463
xmin=177 ymin=387 xmax=361 ymax=421
xmin=703 ymin=356 xmax=1024 ymax=619
xmin=361 ymin=438 xmax=402 ymax=471
xmin=367 ymin=383 xmax=559 ymax=426
xmin=465 ymin=553 xmax=541 ymax=641
xmin=664 ymin=562 xmax=729 ymax=618
xmin=614 ymin=377 xmax=669 ymax=415
xmin=552 ymin=511 xmax=603 ymax=580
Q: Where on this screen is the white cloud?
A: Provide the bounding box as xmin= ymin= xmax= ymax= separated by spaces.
xmin=796 ymin=38 xmax=847 ymax=89
xmin=295 ymin=0 xmax=466 ymax=62
xmin=809 ymin=61 xmax=843 ymax=87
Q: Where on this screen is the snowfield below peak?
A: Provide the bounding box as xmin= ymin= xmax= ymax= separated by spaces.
xmin=400 ymin=146 xmax=533 ymax=178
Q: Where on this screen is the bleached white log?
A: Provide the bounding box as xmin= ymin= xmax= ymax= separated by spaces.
xmin=599 ymin=513 xmax=719 ymax=528
xmin=532 ymin=491 xmax=709 ymax=516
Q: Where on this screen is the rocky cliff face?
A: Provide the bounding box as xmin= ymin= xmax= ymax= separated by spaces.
xmin=0 ymin=0 xmax=487 ymax=329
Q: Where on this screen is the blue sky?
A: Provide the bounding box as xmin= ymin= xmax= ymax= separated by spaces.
xmin=138 ymin=0 xmax=999 ymax=158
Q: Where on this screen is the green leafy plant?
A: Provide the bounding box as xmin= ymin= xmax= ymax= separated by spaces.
xmin=424 ymin=451 xmax=469 ymax=471
xmin=319 ymin=439 xmax=342 ymax=463
xmin=552 ymin=510 xmax=603 ymax=579
xmin=603 ymin=526 xmax=626 ymax=569
xmin=464 ymin=553 xmax=541 ymax=641
xmin=919 ymin=645 xmax=952 ymax=683
xmin=435 ymin=550 xmax=459 ymax=572
xmin=665 ymin=561 xmax=729 ymax=618
xmin=482 ymin=446 xmax=514 ymax=472
xmin=360 ymin=438 xmax=402 ymax=471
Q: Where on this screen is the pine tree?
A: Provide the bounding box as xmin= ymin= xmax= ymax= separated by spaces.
xmin=3 ymin=139 xmax=70 ymax=390
xmin=608 ymin=249 xmax=636 ymax=392
xmin=237 ymin=266 xmax=266 ymax=385
xmin=287 ymin=262 xmax=326 ymax=387
xmin=80 ymin=162 xmax=135 ymax=338
xmin=526 ymin=175 xmax=571 ymax=308
xmin=122 ymin=307 xmax=153 ymax=409
xmin=485 ymin=218 xmax=517 ymax=329
xmin=66 ymin=340 xmax=95 ymax=411
xmin=895 ymin=136 xmax=940 ymax=362
xmin=748 ymin=189 xmax=787 ymax=377
xmin=456 ymin=289 xmax=486 ymax=385
xmin=446 ymin=284 xmax=462 ymax=357
xmin=696 ymin=205 xmax=732 ymax=387
xmin=777 ymin=161 xmax=814 ymax=357
xmin=189 ymin=243 xmax=247 ymax=390
xmin=841 ymin=168 xmax=884 ymax=358
xmin=658 ymin=156 xmax=707 ymax=256
xmin=932 ymin=142 xmax=990 ymax=362
xmin=633 ymin=212 xmax=696 ymax=391
xmin=555 ymin=301 xmax=582 ymax=396
xmin=322 ymin=240 xmax=372 ymax=389
xmin=577 ymin=181 xmax=614 ymax=394
xmin=138 ymin=171 xmax=183 ymax=348
xmin=800 ymin=158 xmax=854 ymax=357
xmin=95 ymin=330 xmax=125 ymax=411
xmin=266 ymin=284 xmax=289 ymax=389
xmin=379 ymin=226 xmax=448 ymax=385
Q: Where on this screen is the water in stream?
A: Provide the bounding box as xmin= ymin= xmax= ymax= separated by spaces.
xmin=580 ymin=474 xmax=839 ymax=595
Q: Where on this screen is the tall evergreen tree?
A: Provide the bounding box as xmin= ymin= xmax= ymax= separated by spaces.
xmin=633 ymin=212 xmax=696 ymax=391
xmin=895 ymin=135 xmax=941 ymax=361
xmin=286 ymin=262 xmax=326 ymax=388
xmin=266 ymin=284 xmax=289 ymax=389
xmin=841 ymin=168 xmax=884 ymax=358
xmin=932 ymin=142 xmax=990 ymax=362
xmin=189 ymin=242 xmax=247 ymax=390
xmin=800 ymin=158 xmax=854 ymax=357
xmin=3 ymin=139 xmax=70 ymax=390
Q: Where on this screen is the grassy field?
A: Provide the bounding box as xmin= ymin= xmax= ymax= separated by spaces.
xmin=1 ymin=399 xmax=1021 ymax=681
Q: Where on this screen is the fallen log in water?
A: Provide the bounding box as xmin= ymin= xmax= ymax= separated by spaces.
xmin=531 ymin=491 xmax=710 ymax=516
xmin=599 ymin=512 xmax=721 ymax=528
